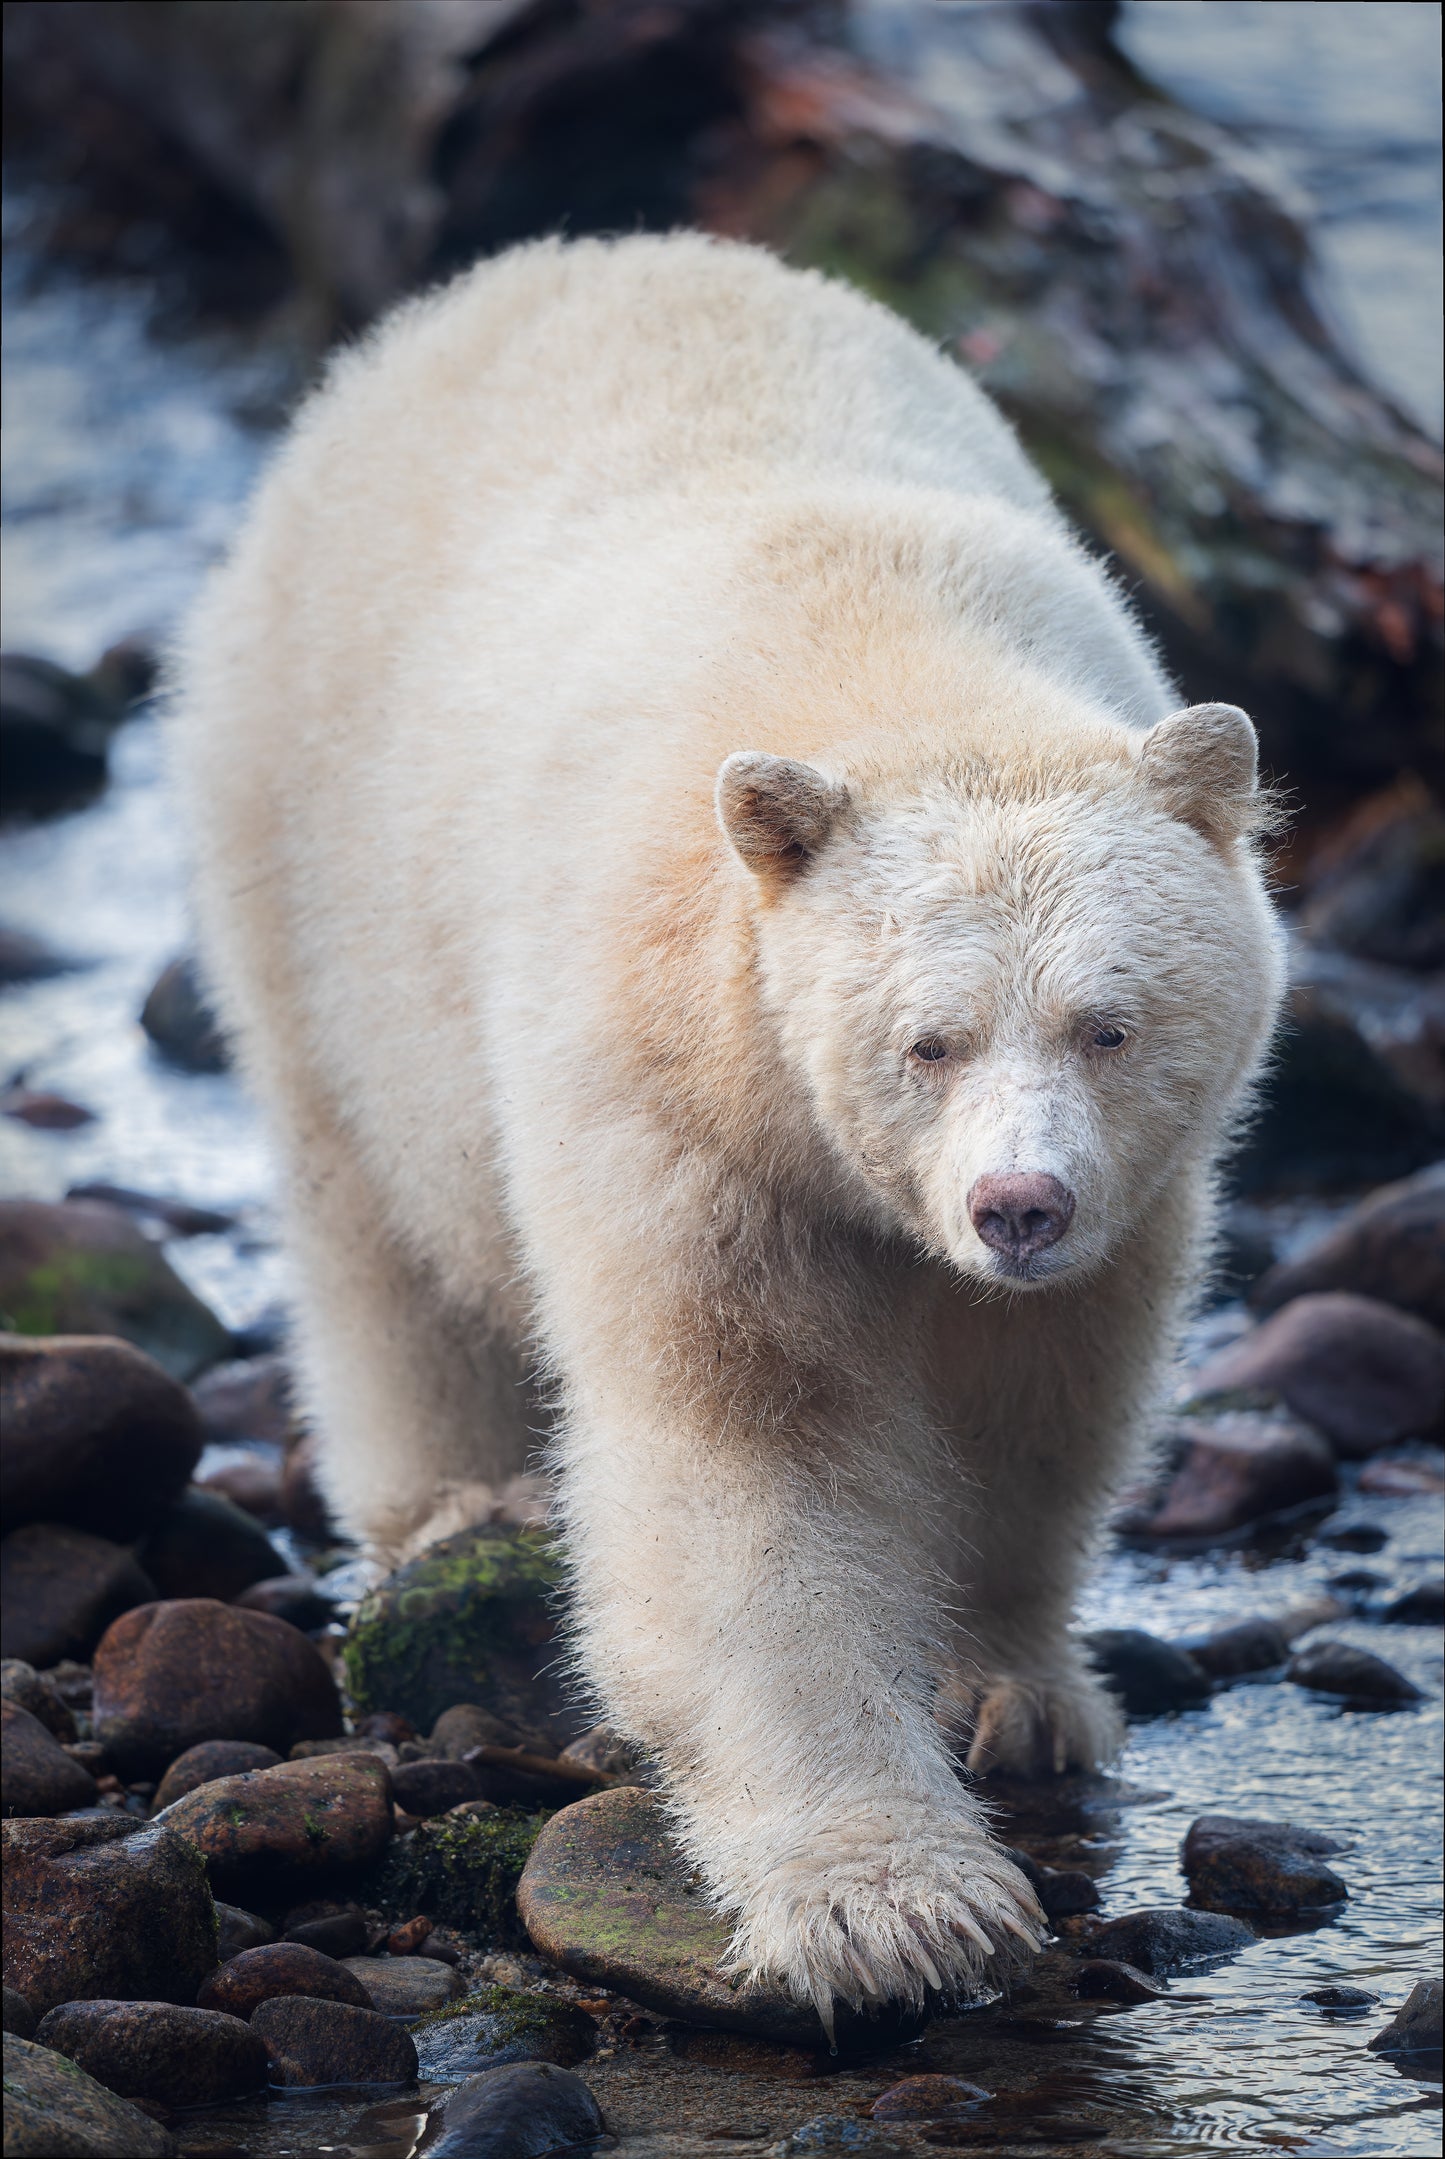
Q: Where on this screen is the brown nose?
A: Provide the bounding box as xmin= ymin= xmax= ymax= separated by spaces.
xmin=968 ymin=1173 xmax=1075 ymax=1261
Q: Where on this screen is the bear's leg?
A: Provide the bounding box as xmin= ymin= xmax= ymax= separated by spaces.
xmin=277 ymin=1115 xmax=536 ymax=1561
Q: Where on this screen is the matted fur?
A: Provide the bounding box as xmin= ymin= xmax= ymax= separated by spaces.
xmin=172 ymin=234 xmax=1286 ymax=2024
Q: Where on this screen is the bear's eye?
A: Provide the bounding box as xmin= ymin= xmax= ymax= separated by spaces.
xmin=909 ymin=1036 xmax=949 ymax=1064
xmin=1089 ymin=1024 xmax=1128 ymax=1052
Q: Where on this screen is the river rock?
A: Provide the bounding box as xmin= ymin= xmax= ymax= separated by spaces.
xmin=199 ymin=1453 xmax=285 ymax=1523
xmin=412 ymin=1986 xmax=597 ymax=2079
xmin=215 ymin=1904 xmax=276 ymax=1959
xmin=1000 ymin=1847 xmax=1098 ymax=1920
xmin=0 ymin=652 xmax=116 ymax=813
xmin=1367 ymin=1978 xmax=1443 ymax=2056
xmin=93 ymin=1598 xmax=341 ymax=1777
xmin=343 ymin=1524 xmax=572 ymax=1745
xmin=66 ymin=1184 xmax=234 ymax=1238
xmin=250 ymin=1994 xmax=418 ymax=2086
xmin=1302 ymin=1984 xmax=1377 ymax=2012
xmin=33 ymin=1999 xmax=266 ymax=2108
xmin=429 ymin=1702 xmax=527 ymax=1758
xmin=1384 ymin=1579 xmax=1445 ymax=1624
xmin=140 ymin=957 xmax=230 ymax=1074
xmin=0 ymin=1661 xmax=76 ymax=1742
xmin=424 ymin=2061 xmax=603 ymax=2158
xmin=4 ymin=1987 xmax=37 ymax=2038
xmin=1081 ymin=1629 xmax=1211 ymax=1715
xmin=1 ymin=1525 xmax=156 ymax=1668
xmin=0 ymin=1201 xmax=230 ymax=1382
xmin=341 ymin=1955 xmax=466 ymax=2019
xmin=1 ymin=1086 xmax=96 ymax=1129
xmin=1078 ymin=1908 xmax=1253 ymax=1976
xmin=1286 ymin=1641 xmax=1423 ymax=1708
xmin=192 ymin=1355 xmax=294 ymax=1449
xmin=234 ymin=1573 xmax=337 ymax=1629
xmin=2 ymin=1816 xmax=217 ymax=2017
xmin=134 ymin=1487 xmax=286 ymax=1603
xmin=391 ymin=1759 xmax=486 ymax=1818
xmin=1251 ymin=1165 xmax=1445 ymax=1331
xmin=1128 ymin=1413 xmax=1337 ymax=1541
xmin=0 ymin=1335 xmax=203 ymax=1543
xmin=518 ymin=1786 xmax=921 ymax=2048
xmin=1358 ymin=1453 xmax=1445 ymax=1497
xmin=1072 ymin=1959 xmax=1170 ymax=2003
xmin=1 ymin=1700 xmax=98 ymax=1817
xmin=1181 ymin=1816 xmax=1349 ymax=1915
xmin=0 ymin=2031 xmax=177 ymax=2156
xmin=151 ymin=1739 xmax=284 ymax=1812
xmin=1183 ymin=1617 xmax=1290 ymax=1679
xmin=197 ymin=1940 xmax=372 ymax=2018
xmin=155 ymin=1752 xmax=392 ymax=1897
xmin=284 ymin=1905 xmax=369 ymax=1958
xmin=1190 ymin=1294 xmax=1445 ymax=1457
xmin=0 ymin=924 xmax=76 ymax=985
xmin=373 ymin=1803 xmax=548 ymax=1943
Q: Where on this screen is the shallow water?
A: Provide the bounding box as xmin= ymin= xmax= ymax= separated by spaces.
xmin=2 ymin=23 xmax=1442 ymax=2149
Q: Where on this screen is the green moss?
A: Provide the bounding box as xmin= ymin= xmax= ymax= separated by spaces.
xmin=371 ymin=1806 xmax=550 ymax=1945
xmin=412 ymin=1984 xmax=561 ymax=2038
xmin=5 ymin=1251 xmax=158 ymax=1338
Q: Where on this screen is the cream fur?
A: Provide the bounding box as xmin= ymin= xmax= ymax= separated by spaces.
xmin=172 ymin=233 xmax=1286 ymax=2025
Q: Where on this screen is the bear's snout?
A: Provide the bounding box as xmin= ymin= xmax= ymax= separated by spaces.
xmin=967 ymin=1173 xmax=1076 ymax=1265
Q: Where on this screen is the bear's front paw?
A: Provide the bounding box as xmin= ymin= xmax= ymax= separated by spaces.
xmin=947 ymin=1671 xmax=1123 ymax=1779
xmin=721 ymin=1812 xmax=1045 ymax=2028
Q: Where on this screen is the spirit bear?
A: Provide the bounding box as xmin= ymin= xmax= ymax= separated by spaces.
xmin=175 ymin=234 xmax=1284 ymax=2020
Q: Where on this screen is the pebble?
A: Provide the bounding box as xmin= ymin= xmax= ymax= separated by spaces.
xmin=197 ymin=1941 xmax=373 ymax=2018
xmin=93 ymin=1597 xmax=342 ymax=1777
xmin=430 ymin=1703 xmax=527 ymax=1758
xmin=412 ymin=1985 xmax=598 ymax=2080
xmin=1129 ymin=1413 xmax=1337 ymax=1541
xmin=215 ymin=1904 xmax=276 ymax=1960
xmin=1367 ymin=1977 xmax=1442 ymax=2055
xmin=1318 ymin=1521 xmax=1389 ymax=1552
xmin=423 ymin=2061 xmax=604 ymax=2158
xmin=0 ymin=1660 xmax=77 ymax=1741
xmin=134 ymin=1487 xmax=286 ymax=1603
xmin=1183 ymin=1617 xmax=1289 ymax=1679
xmin=140 ymin=957 xmax=230 ymax=1074
xmin=0 ymin=1523 xmax=156 ymax=1667
xmin=249 ymin=1994 xmax=418 ymax=2087
xmin=32 ymin=1999 xmax=267 ymax=2108
xmin=1285 ymin=1640 xmax=1424 ymax=1708
xmin=154 ymin=1751 xmax=393 ymax=1898
xmin=1078 ymin=1907 xmax=1254 ymax=1976
xmin=285 ymin=1904 xmax=370 ymax=1958
xmin=1191 ymin=1292 xmax=1445 ymax=1457
xmin=3 ymin=1986 xmax=36 ymax=2038
xmin=1181 ymin=1815 xmax=1349 ymax=1915
xmin=1250 ymin=1164 xmax=1445 ymax=1331
xmin=391 ymin=1758 xmax=487 ymax=1817
xmin=1358 ymin=1454 xmax=1445 ymax=1497
xmin=0 ymin=1200 xmax=230 ymax=1382
xmin=0 ymin=1086 xmax=96 ymax=1129
xmin=1081 ymin=1629 xmax=1212 ymax=1715
xmin=191 ymin=1355 xmax=294 ymax=1448
xmin=1 ymin=2031 xmax=177 ymax=2156
xmin=344 ymin=1525 xmax=572 ymax=1745
xmin=151 ymin=1740 xmax=284 ymax=1812
xmin=1 ymin=1816 xmax=217 ymax=2017
xmin=1000 ymin=1846 xmax=1099 ymax=1919
xmin=1072 ymin=1958 xmax=1171 ymax=2003
xmin=1303 ymin=1985 xmax=1378 ymax=2012
xmin=1383 ymin=1578 xmax=1445 ymax=1624
xmin=342 ymin=1954 xmax=468 ymax=2018
xmin=65 ymin=1183 xmax=235 ymax=1238
xmin=518 ymin=1786 xmax=919 ymax=2049
xmin=1 ymin=1698 xmax=98 ymax=1816
xmin=0 ymin=1334 xmax=203 ymax=1541
xmin=869 ymin=2073 xmax=990 ymax=2118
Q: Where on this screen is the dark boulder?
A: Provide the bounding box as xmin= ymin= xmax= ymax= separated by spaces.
xmin=0 ymin=1700 xmax=98 ymax=1817
xmin=1 ymin=1525 xmax=156 ymax=1667
xmin=424 ymin=2061 xmax=603 ymax=2157
xmin=134 ymin=1487 xmax=287 ymax=1603
xmin=1251 ymin=1165 xmax=1445 ymax=1330
xmin=1081 ymin=1630 xmax=1211 ymax=1716
xmin=0 ymin=1202 xmax=230 ymax=1382
xmin=32 ymin=1999 xmax=267 ymax=2109
xmin=139 ymin=957 xmax=230 ymax=1074
xmin=0 ymin=2031 xmax=177 ymax=2156
xmin=1181 ymin=1816 xmax=1349 ymax=1916
xmin=1190 ymin=1294 xmax=1445 ymax=1457
xmin=0 ymin=1333 xmax=202 ymax=1541
xmin=249 ymin=1994 xmax=418 ymax=2086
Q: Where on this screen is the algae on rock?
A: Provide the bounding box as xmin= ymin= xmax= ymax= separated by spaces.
xmin=372 ymin=1804 xmax=550 ymax=1945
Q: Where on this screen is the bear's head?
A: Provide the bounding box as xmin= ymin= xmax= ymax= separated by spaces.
xmin=716 ymin=702 xmax=1285 ymax=1288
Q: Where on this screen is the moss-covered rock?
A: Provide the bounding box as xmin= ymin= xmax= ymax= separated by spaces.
xmin=1 ymin=2032 xmax=177 ymax=2156
xmin=0 ymin=1202 xmax=230 ymax=1382
xmin=343 ymin=1524 xmax=572 ymax=1744
xmin=412 ymin=1984 xmax=597 ymax=2080
xmin=371 ymin=1803 xmax=549 ymax=1945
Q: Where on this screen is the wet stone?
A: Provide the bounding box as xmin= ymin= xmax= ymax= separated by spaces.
xmin=1 ymin=1699 xmax=98 ymax=1816
xmin=342 ymin=1955 xmax=467 ymax=2019
xmin=1127 ymin=1413 xmax=1337 ymax=1542
xmin=155 ymin=1752 xmax=393 ymax=1899
xmin=413 ymin=1985 xmax=598 ymax=2081
xmin=1072 ymin=1959 xmax=1170 ymax=2003
xmin=1 ymin=2031 xmax=177 ymax=2157
xmin=233 ymin=1573 xmax=338 ymax=1630
xmin=423 ymin=2060 xmax=604 ymax=2158
xmin=93 ymin=1597 xmax=341 ymax=1778
xmin=1181 ymin=1815 xmax=1349 ymax=1915
xmin=1367 ymin=1978 xmax=1442 ymax=2055
xmin=250 ymin=1993 xmax=418 ymax=2087
xmin=1251 ymin=1164 xmax=1445 ymax=1331
xmin=1081 ymin=1628 xmax=1212 ymax=1715
xmin=4 ymin=1985 xmax=37 ymax=2037
xmin=1191 ymin=1292 xmax=1445 ymax=1457
xmin=198 ymin=1940 xmax=372 ymax=2018
xmin=518 ymin=1785 xmax=922 ymax=2050
xmin=140 ymin=957 xmax=229 ymax=1074
xmin=869 ymin=2073 xmax=990 ymax=2119
xmin=0 ymin=1333 xmax=202 ymax=1540
xmin=374 ymin=1801 xmax=549 ymax=1944
xmin=32 ymin=1999 xmax=267 ymax=2109
xmin=215 ymin=1903 xmax=276 ymax=1960
xmin=1285 ymin=1640 xmax=1424 ymax=1708
xmin=1 ymin=1816 xmax=218 ymax=2018
xmin=1184 ymin=1616 xmax=1290 ymax=1679
xmin=0 ymin=1200 xmax=230 ymax=1382
xmin=0 ymin=1660 xmax=77 ymax=1741
xmin=284 ymin=1905 xmax=370 ymax=1958
xmin=1 ymin=1524 xmax=156 ymax=1668
xmin=134 ymin=1487 xmax=286 ymax=1603
xmin=1000 ymin=1847 xmax=1099 ymax=1920
xmin=391 ymin=1758 xmax=487 ymax=1817
xmin=1077 ymin=1907 xmax=1254 ymax=1976
xmin=1383 ymin=1577 xmax=1445 ymax=1624
xmin=1303 ymin=1985 xmax=1378 ymax=2013
xmin=1318 ymin=1521 xmax=1389 ymax=1553
xmin=152 ymin=1739 xmax=284 ymax=1813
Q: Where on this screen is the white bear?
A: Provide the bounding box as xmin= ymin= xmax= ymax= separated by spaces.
xmin=173 ymin=233 xmax=1285 ymax=2025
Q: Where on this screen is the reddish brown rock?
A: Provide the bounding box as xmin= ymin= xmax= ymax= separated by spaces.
xmin=391 ymin=1759 xmax=485 ymax=1817
xmin=151 ymin=1740 xmax=284 ymax=1813
xmin=1251 ymin=1166 xmax=1445 ymax=1330
xmin=1286 ymin=1641 xmax=1423 ymax=1708
xmin=1 ymin=1815 xmax=218 ymax=2017
xmin=92 ymin=1599 xmax=341 ymax=1778
xmin=0 ymin=1333 xmax=202 ymax=1539
xmin=341 ymin=1954 xmax=466 ymax=2018
xmin=0 ymin=1698 xmax=98 ymax=1817
xmin=0 ymin=1659 xmax=77 ymax=1741
xmin=197 ymin=1940 xmax=372 ymax=2019
xmin=1358 ymin=1454 xmax=1445 ymax=1497
xmin=191 ymin=1356 xmax=294 ymax=1449
xmin=32 ymin=1998 xmax=267 ymax=2107
xmin=1129 ymin=1414 xmax=1337 ymax=1542
xmin=1192 ymin=1293 xmax=1445 ymax=1457
xmin=250 ymin=1994 xmax=417 ymax=2086
xmin=1181 ymin=1815 xmax=1349 ymax=1915
xmin=1 ymin=1523 xmax=157 ymax=1667
xmin=155 ymin=1752 xmax=393 ymax=1897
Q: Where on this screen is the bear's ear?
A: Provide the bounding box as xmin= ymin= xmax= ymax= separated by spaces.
xmin=715 ymin=752 xmax=848 ymax=882
xmin=1138 ymin=702 xmax=1261 ymax=843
